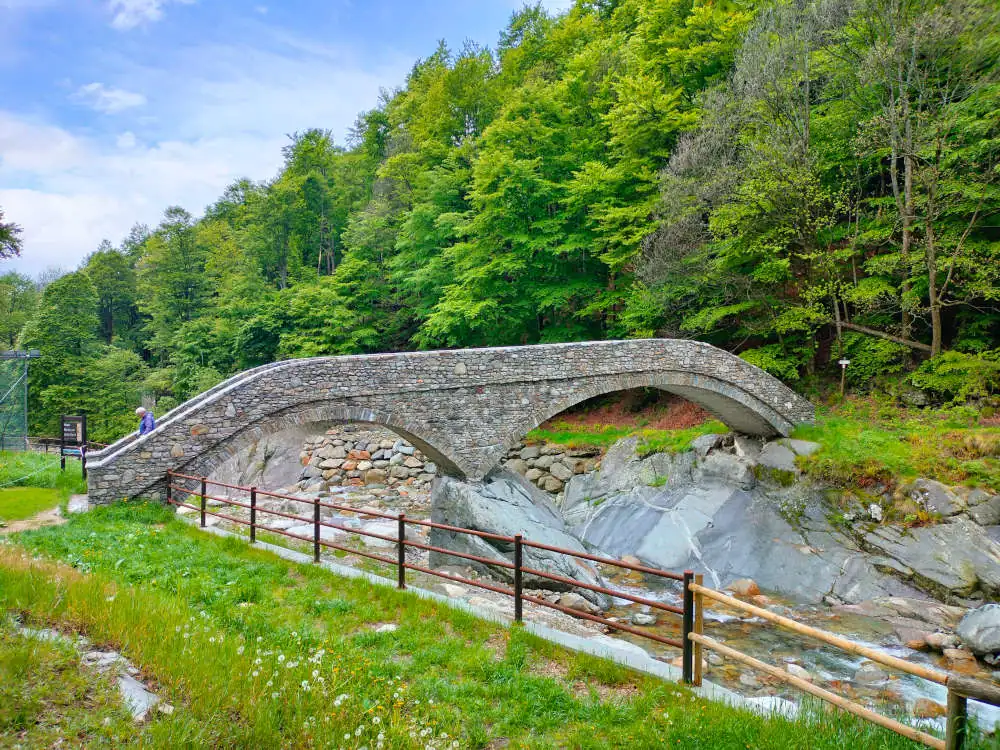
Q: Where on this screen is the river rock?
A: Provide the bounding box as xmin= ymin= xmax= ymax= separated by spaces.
xmin=786 ymin=663 xmax=813 ymax=682
xmin=691 ymin=433 xmax=724 ymax=457
xmin=429 ymin=471 xmax=609 ymax=607
xmin=506 ymin=459 xmax=528 ymax=475
xmin=905 ymin=479 xmax=966 ymax=517
xmin=943 ymin=648 xmax=980 ymax=673
xmin=854 ymin=663 xmax=888 ymax=685
xmin=968 ymin=495 xmax=1000 ymax=527
xmin=727 ymin=578 xmax=761 ymax=597
xmin=913 ymin=698 xmax=947 ymax=719
xmin=957 ymin=604 xmax=1000 ymax=656
xmin=631 ymin=612 xmax=658 ymax=626
xmin=757 ymin=442 xmax=798 ymax=473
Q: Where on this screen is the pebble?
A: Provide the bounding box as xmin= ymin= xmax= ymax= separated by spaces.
xmin=630 ymin=612 xmax=657 ymax=626
xmin=912 ymin=698 xmax=947 ymax=719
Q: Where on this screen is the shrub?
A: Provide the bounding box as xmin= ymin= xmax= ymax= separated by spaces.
xmin=910 ymin=350 xmax=1000 ymax=404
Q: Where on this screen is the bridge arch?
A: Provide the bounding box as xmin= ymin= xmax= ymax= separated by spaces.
xmin=85 ymin=340 xmax=815 ymax=503
xmin=170 ymin=401 xmax=472 ymax=485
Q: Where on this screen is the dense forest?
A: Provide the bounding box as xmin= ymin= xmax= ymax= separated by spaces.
xmin=2 ymin=0 xmax=999 ymax=442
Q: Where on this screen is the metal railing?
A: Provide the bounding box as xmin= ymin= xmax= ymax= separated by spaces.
xmin=166 ymin=471 xmax=694 ymax=665
xmin=686 ymin=580 xmax=1000 ymax=750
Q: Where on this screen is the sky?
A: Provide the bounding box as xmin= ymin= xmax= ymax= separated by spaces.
xmin=0 ymin=0 xmax=573 ymax=277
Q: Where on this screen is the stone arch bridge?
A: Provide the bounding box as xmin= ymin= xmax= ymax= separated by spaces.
xmin=86 ymin=340 xmax=814 ymax=503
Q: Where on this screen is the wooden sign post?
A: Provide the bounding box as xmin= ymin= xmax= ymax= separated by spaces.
xmin=60 ymin=414 xmax=87 ymax=479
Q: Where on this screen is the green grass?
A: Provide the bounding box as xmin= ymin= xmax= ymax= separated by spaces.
xmin=0 ymin=451 xmax=88 ymax=498
xmin=792 ymin=399 xmax=1000 ymax=490
xmin=0 ymin=615 xmax=147 ymax=745
xmin=0 ymin=501 xmax=984 ymax=748
xmin=0 ymin=487 xmax=61 ymax=523
xmin=526 ymin=420 xmax=728 ymax=457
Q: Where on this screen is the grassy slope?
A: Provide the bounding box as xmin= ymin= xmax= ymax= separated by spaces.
xmin=0 ymin=487 xmax=61 ymax=522
xmin=0 ymin=502 xmax=962 ymax=749
xmin=0 ymin=451 xmax=88 ymax=496
xmin=526 ymin=398 xmax=999 ymax=492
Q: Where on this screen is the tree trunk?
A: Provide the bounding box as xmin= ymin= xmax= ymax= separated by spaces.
xmin=840 ymin=321 xmax=931 ymax=352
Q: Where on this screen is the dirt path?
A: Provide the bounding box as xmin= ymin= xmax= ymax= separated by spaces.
xmin=0 ymin=507 xmax=67 ymax=535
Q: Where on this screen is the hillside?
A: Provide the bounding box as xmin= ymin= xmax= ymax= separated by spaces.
xmin=1 ymin=0 xmax=999 ymax=442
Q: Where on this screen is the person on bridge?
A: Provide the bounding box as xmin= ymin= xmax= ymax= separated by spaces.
xmin=136 ymin=407 xmax=156 ymax=435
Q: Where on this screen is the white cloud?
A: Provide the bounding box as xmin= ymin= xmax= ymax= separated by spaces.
xmin=1 ymin=35 xmax=409 ymax=276
xmin=107 ymin=0 xmax=193 ymax=30
xmin=116 ymin=131 xmax=137 ymax=149
xmin=73 ymin=82 xmax=147 ymax=114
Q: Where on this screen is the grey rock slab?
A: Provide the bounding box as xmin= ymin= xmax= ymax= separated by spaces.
xmin=906 ymin=479 xmax=966 ymax=517
xmin=757 ymin=442 xmax=799 ymax=473
xmin=778 ymin=439 xmax=821 ymax=457
xmin=691 ymin=433 xmax=724 ymax=458
xmin=957 ymin=604 xmax=1000 ymax=656
xmin=968 ymin=495 xmax=1000 ymax=527
xmin=693 ymin=453 xmax=755 ymax=490
xmin=864 ymin=518 xmax=1000 ymax=598
xmin=67 ymin=495 xmax=91 ymax=514
xmin=429 ymin=471 xmax=609 ymax=607
xmin=733 ymin=435 xmax=763 ymax=460
xmin=118 ymin=674 xmax=159 ymax=721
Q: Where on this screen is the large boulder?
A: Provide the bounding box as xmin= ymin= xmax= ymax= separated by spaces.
xmin=566 ymin=479 xmax=917 ymax=604
xmin=957 ymin=604 xmax=1000 ymax=656
xmin=429 ymin=471 xmax=609 ymax=607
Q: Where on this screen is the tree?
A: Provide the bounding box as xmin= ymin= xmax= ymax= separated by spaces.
xmin=0 ymin=272 xmax=37 ymax=348
xmin=0 ymin=208 xmax=23 ymax=259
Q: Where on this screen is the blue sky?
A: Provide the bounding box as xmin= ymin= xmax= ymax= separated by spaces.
xmin=0 ymin=0 xmax=571 ymax=276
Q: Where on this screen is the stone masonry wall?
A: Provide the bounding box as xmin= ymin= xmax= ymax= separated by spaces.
xmin=85 ymin=339 xmax=815 ymax=503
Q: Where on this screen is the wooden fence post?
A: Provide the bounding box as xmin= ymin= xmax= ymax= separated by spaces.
xmin=313 ymin=497 xmax=320 ymax=563
xmin=946 ymin=688 xmax=968 ymax=750
xmin=693 ymin=573 xmax=704 ymax=687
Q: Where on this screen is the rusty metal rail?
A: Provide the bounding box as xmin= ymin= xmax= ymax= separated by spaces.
xmin=166 ymin=471 xmax=693 ymax=661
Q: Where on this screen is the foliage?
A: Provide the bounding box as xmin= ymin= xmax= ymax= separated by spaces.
xmin=0 ymin=615 xmax=139 ymax=744
xmin=909 ymin=350 xmax=1000 ymax=403
xmin=2 ymin=0 xmax=999 ymax=443
xmin=0 ymin=207 xmax=22 ymax=259
xmin=0 ymin=505 xmax=973 ymax=748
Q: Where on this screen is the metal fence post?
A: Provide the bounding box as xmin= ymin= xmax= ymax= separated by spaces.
xmin=514 ymin=534 xmax=523 ymax=623
xmin=693 ymin=573 xmax=704 ymax=687
xmin=682 ymin=570 xmax=694 ymax=684
xmin=199 ymin=477 xmax=207 ymax=528
xmin=249 ymin=487 xmax=257 ymax=544
xmin=397 ymin=514 xmax=406 ymax=589
xmin=946 ymin=688 xmax=968 ymax=750
xmin=313 ymin=498 xmax=321 ymax=563
xmin=166 ymin=476 xmax=172 ymax=506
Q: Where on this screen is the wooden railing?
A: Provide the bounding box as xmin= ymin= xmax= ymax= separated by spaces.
xmin=687 ymin=579 xmax=1000 ymax=750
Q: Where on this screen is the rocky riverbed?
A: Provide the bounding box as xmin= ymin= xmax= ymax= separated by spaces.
xmin=199 ymin=422 xmax=1000 ymax=734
